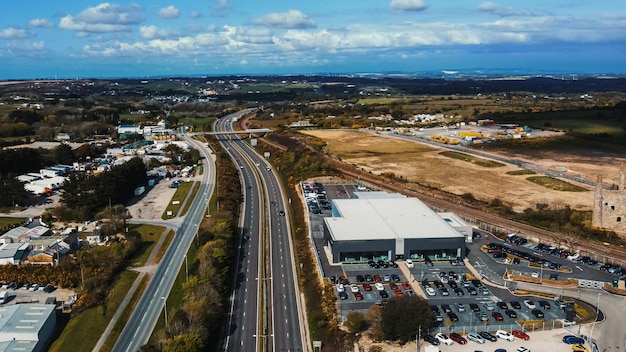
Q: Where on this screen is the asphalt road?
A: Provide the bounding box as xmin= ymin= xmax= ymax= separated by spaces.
xmin=111 ymin=123 xmax=217 ymax=352
xmin=219 ymin=114 xmax=304 ymax=351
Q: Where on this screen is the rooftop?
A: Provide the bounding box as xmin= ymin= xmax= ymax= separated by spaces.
xmin=325 ymin=196 xmax=464 ymax=241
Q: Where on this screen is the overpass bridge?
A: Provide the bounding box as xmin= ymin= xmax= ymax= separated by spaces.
xmin=187 ymin=128 xmax=272 ymax=138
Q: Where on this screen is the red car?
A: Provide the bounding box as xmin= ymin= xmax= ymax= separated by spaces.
xmin=389 ymin=282 xmax=398 ymax=290
xmin=353 ymin=292 xmax=363 ymax=301
xmin=511 ymin=330 xmax=530 ymax=340
xmin=449 ymin=333 xmax=467 ymax=345
xmin=402 ymin=282 xmax=412 ymax=290
xmin=492 ymin=312 xmax=504 ymax=321
xmin=394 ymin=289 xmax=404 ymax=297
xmin=363 ymin=283 xmax=372 ymax=291
xmin=373 ymin=274 xmax=382 ymax=282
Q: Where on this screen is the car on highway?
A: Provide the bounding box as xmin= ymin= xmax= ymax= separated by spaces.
xmin=424 ymin=334 xmax=439 ymax=346
xmin=449 ymin=333 xmax=467 ymax=345
xmin=479 ymin=331 xmax=497 ymax=342
xmin=496 ymin=330 xmax=515 ymax=341
xmin=562 ymin=335 xmax=585 ymax=344
xmin=435 ymin=333 xmax=453 ymax=346
xmin=512 ymin=330 xmax=530 ymax=340
xmin=523 ymin=300 xmax=536 ymax=309
xmin=278 ymin=210 xmax=285 ymax=216
xmin=467 ymin=332 xmax=485 ymax=344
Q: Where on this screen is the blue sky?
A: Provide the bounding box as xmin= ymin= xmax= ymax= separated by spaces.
xmin=1 ymin=1 xmax=626 ymax=79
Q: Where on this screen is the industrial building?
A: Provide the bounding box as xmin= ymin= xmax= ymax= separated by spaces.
xmin=0 ymin=304 xmax=56 ymax=352
xmin=323 ymin=192 xmax=468 ymax=264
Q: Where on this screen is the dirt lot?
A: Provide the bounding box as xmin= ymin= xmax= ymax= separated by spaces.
xmin=301 ymin=129 xmax=625 ymax=211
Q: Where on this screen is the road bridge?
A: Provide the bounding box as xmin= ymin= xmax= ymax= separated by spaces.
xmin=187 ymin=128 xmax=272 ymax=137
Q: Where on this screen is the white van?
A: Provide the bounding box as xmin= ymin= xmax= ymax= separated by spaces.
xmin=0 ymin=291 xmax=8 ymax=304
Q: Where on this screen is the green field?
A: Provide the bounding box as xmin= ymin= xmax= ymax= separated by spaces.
xmin=0 ymin=217 xmax=26 ymax=229
xmin=161 ymin=181 xmax=195 ymax=219
xmin=526 ymin=176 xmax=589 ymax=192
xmin=179 ymin=116 xmax=214 ymax=131
xmin=506 ymin=169 xmax=537 ymax=175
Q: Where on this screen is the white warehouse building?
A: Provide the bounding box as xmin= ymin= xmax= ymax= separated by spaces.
xmin=323 ymin=192 xmax=468 ymax=264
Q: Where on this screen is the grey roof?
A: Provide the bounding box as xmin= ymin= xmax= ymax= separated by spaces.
xmin=0 ymin=243 xmax=28 ymax=259
xmin=325 ymin=196 xmax=464 ymax=241
xmin=0 ymin=227 xmax=29 ymax=241
xmin=0 ymin=304 xmax=55 ymax=343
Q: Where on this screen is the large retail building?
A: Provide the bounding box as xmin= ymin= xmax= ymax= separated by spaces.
xmin=323 ymin=192 xmax=470 ymax=264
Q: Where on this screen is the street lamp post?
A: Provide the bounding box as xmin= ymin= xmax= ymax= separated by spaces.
xmin=161 ymin=296 xmax=168 ymax=327
xmin=589 ymin=293 xmax=601 ymax=342
xmin=184 ymin=254 xmax=188 ymax=282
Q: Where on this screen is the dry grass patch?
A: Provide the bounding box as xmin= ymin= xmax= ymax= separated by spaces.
xmin=301 ymin=129 xmax=595 ymax=211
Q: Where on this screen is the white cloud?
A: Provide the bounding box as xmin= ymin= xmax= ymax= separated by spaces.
xmin=139 ymin=25 xmax=170 ymax=40
xmin=159 ymin=5 xmax=180 ymax=19
xmin=190 ymin=11 xmax=201 ymax=19
xmin=212 ymin=0 xmax=232 ymax=17
xmin=389 ymin=0 xmax=428 ymax=12
xmin=28 ymin=18 xmax=53 ymax=28
xmin=251 ymin=10 xmax=315 ymax=29
xmin=0 ymin=27 xmax=31 ymax=39
xmin=59 ymin=2 xmax=144 ymax=33
xmin=478 ymin=2 xmax=536 ymax=17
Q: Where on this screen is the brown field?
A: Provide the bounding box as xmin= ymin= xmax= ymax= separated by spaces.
xmin=301 ymin=129 xmax=626 ymax=211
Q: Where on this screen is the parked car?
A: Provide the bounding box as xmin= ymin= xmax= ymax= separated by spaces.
xmin=453 ymin=287 xmax=464 ymax=296
xmin=28 ymin=284 xmax=39 ymax=292
xmin=467 ymin=286 xmax=478 ymax=295
xmin=389 ymin=282 xmax=398 ymax=291
xmin=363 ymin=283 xmax=372 ymax=291
xmin=516 ymin=347 xmax=531 ymax=352
xmin=523 ymin=300 xmax=536 ymax=309
xmin=479 ymin=331 xmax=497 ymax=342
xmin=475 ymin=312 xmax=489 ymax=321
xmin=425 ymin=287 xmax=436 ymax=296
xmin=511 ymin=301 xmax=522 ymax=309
xmin=467 ymin=332 xmax=485 ymax=344
xmin=379 ymin=290 xmax=389 ymax=298
xmin=338 ymin=292 xmax=348 ymax=300
xmin=505 ymin=309 xmax=518 ymax=318
xmin=405 ymin=259 xmax=414 ymax=268
xmin=454 ymin=303 xmax=466 ymax=312
xmin=449 ymin=333 xmax=467 ymax=345
xmin=336 ymin=284 xmax=345 ymax=293
xmin=365 ymin=274 xmax=374 ymax=282
xmin=402 ymin=282 xmax=411 ymax=290
xmin=483 ymin=301 xmax=495 ymax=310
xmin=531 ymin=309 xmax=544 ymax=318
xmin=562 ymin=335 xmax=585 ymax=344
xmin=439 ymin=287 xmax=450 ymax=296
xmin=492 ymin=312 xmax=504 ymax=321
xmin=441 ymin=304 xmax=452 ymax=313
xmin=512 ymin=330 xmax=530 ymax=340
xmin=375 ymin=282 xmax=384 ymax=291
xmin=496 ymin=330 xmax=515 ymax=341
xmin=479 ymin=286 xmax=490 ymax=295
xmin=383 ymin=274 xmax=391 ymax=282
xmin=393 ymin=290 xmax=403 ymax=297
xmin=538 ymin=300 xmax=551 ymax=309
xmin=469 ymin=303 xmax=480 ymax=312
xmin=391 ymin=274 xmax=401 ymax=282
xmin=355 ymin=275 xmax=365 ymax=282
xmin=497 ymin=301 xmax=509 ymax=310
xmin=572 ymin=344 xmax=589 ymax=352
xmin=435 ymin=333 xmax=453 ymax=345
xmin=353 ymin=292 xmax=363 ymax=300
xmin=447 ymin=312 xmax=459 ymax=322
xmin=373 ymin=274 xmax=382 ymax=282
xmin=424 ymin=334 xmax=440 ymax=346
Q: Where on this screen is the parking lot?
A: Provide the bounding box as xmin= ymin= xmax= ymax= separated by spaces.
xmin=1 ymin=283 xmax=75 ymax=307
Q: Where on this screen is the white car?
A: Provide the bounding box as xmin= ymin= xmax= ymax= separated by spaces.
xmin=483 ymin=301 xmax=495 ymax=311
xmin=29 ymin=284 xmax=39 ymax=292
xmin=375 ymin=282 xmax=385 ymax=291
xmin=496 ymin=330 xmax=515 ymax=341
xmin=531 ymin=272 xmax=540 ymax=278
xmin=435 ymin=333 xmax=453 ymax=345
xmin=467 ymin=332 xmax=485 ymax=344
xmin=350 ymin=285 xmax=359 ymax=293
xmin=405 ymin=259 xmax=414 ymax=268
xmin=425 ymin=287 xmax=436 ymax=296
xmin=567 ymin=253 xmax=580 ymax=261
xmin=336 ymin=284 xmax=345 ymax=293
xmin=516 ymin=347 xmax=531 ymax=352
xmin=523 ymin=300 xmax=536 ymax=309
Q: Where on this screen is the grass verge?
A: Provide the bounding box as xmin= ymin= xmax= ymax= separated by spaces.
xmin=129 ymin=224 xmax=167 ymax=266
xmin=506 ymin=169 xmax=536 ymax=175
xmin=152 ymin=230 xmax=175 ymax=265
xmin=100 ymin=274 xmax=150 ymax=351
xmin=0 ymin=216 xmax=26 ymax=228
xmin=526 ymin=176 xmax=589 ymax=192
xmin=48 ymin=271 xmax=139 ymax=352
xmin=161 ymin=181 xmax=194 ymax=219
xmin=439 ymin=151 xmax=505 ymax=167
xmin=180 ymin=181 xmax=201 ymax=216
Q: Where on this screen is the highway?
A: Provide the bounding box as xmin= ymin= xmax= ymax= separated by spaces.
xmin=111 ymin=122 xmax=217 ymax=352
xmin=218 ymin=112 xmax=305 ymax=352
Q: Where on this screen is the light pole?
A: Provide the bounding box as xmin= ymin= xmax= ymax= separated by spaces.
xmin=184 ymin=254 xmax=188 ymax=282
xmin=589 ymin=293 xmax=601 ymax=342
xmin=161 ymin=296 xmax=168 ymax=328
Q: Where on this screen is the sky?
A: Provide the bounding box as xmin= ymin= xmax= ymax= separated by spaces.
xmin=1 ymin=1 xmax=626 ymax=79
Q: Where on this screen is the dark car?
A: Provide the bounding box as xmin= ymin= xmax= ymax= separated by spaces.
xmin=505 ymin=309 xmax=518 ymax=318
xmin=531 ymin=309 xmax=544 ymax=318
xmin=365 ymin=274 xmax=374 ymax=282
xmin=467 ymin=286 xmax=478 ymax=295
xmin=538 ymin=300 xmax=551 ymax=309
xmin=424 ymin=334 xmax=440 ymax=346
xmin=379 ymin=290 xmax=389 ymax=298
xmin=391 ymin=274 xmax=401 ymax=282
xmin=441 ymin=304 xmax=452 ymax=313
xmin=510 ymin=301 xmax=522 ymax=309
xmin=431 ymin=305 xmax=440 ymax=313
xmin=563 ymin=335 xmax=585 ymax=344
xmin=447 ymin=312 xmax=459 ymax=322
xmin=497 ymin=301 xmax=509 ymax=310
xmin=479 ymin=331 xmax=497 ymax=342
xmin=339 ymin=292 xmax=348 ymax=300
xmin=492 ymin=312 xmax=504 ymax=321
xmin=449 ymin=333 xmax=467 ymax=344
xmin=278 ymin=210 xmax=285 ymax=216
xmin=471 ymin=279 xmax=482 ymax=287
xmin=453 ymin=287 xmax=464 ymax=296
xmin=469 ymin=303 xmax=481 ymax=312
xmin=356 ymin=275 xmax=365 ymax=283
